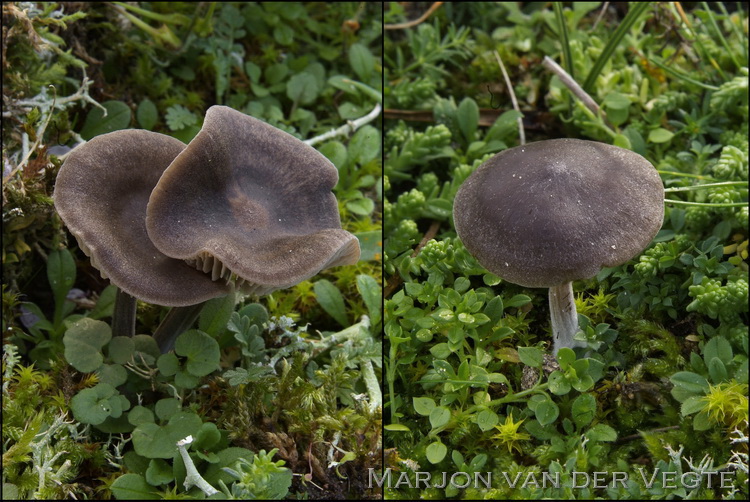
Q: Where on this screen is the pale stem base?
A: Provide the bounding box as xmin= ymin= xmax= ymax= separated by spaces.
xmin=548 ymin=282 xmax=586 ymax=354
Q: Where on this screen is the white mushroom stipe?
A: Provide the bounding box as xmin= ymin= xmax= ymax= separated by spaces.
xmin=549 ymin=282 xmax=585 ymax=353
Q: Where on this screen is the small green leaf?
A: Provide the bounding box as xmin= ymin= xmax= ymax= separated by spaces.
xmin=535 ymin=400 xmax=559 ymax=426
xmin=429 ymin=406 xmax=451 ymax=429
xmin=571 ymin=393 xmax=596 ymax=428
xmin=174 ymin=330 xmax=220 ymax=377
xmin=703 ymin=336 xmax=733 ymax=365
xmin=670 ymin=371 xmax=710 ymax=394
xmin=556 ymin=347 xmax=576 ymax=369
xmin=348 ymin=125 xmax=381 ymax=165
xmin=108 ymin=336 xmax=135 ymax=365
xmin=145 ymin=459 xmax=173 ymax=486
xmin=429 ymin=342 xmax=452 ymax=359
xmin=155 ymin=398 xmax=180 ymax=421
xmin=198 ymin=293 xmax=236 ymax=337
xmin=413 ymin=397 xmax=436 ymax=416
xmin=80 ymin=100 xmax=132 ymax=140
xmin=707 ymin=357 xmax=728 ymax=384
xmin=97 ymin=363 xmax=128 ymax=387
xmin=157 ymin=353 xmax=180 ymax=377
xmin=286 ymin=72 xmax=319 ymax=105
xmin=457 ymin=97 xmax=479 ymax=144
xmin=680 ymin=395 xmax=706 ymax=416
xmin=586 ymin=423 xmax=617 ymax=442
xmin=128 ymin=406 xmax=155 ymax=426
xmin=319 ymin=141 xmax=348 ymax=171
xmin=349 ymin=43 xmax=375 ymax=80
xmin=47 ymin=249 xmax=75 ymax=312
xmin=648 ymin=127 xmax=674 ymax=143
xmin=194 ymin=422 xmax=221 ymax=451
xmin=356 ymin=274 xmax=381 ymax=325
xmin=314 ymin=279 xmax=348 ymax=327
xmin=548 ymin=371 xmax=571 ymax=395
xmin=505 ymin=294 xmax=532 ymax=308
xmin=136 ymin=99 xmax=158 ymax=130
xmin=476 ymin=409 xmax=499 ymax=431
xmin=132 ymin=423 xmax=174 ymax=459
xmin=425 ymin=441 xmax=447 ymax=464
xmin=384 ymin=423 xmax=410 ymax=431
xmin=517 ymin=347 xmax=543 ymax=368
xmin=64 ymin=318 xmax=112 ymax=373
xmin=70 ymin=383 xmax=123 ymax=425
xmin=346 ymin=196 xmax=375 ymax=215
xmin=110 ymin=473 xmax=159 ymax=500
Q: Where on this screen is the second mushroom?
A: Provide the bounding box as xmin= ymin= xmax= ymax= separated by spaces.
xmin=453 ymin=139 xmax=664 ymax=354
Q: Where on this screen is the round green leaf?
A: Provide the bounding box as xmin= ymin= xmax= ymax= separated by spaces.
xmin=128 ymin=406 xmax=155 ymax=426
xmin=548 ymin=371 xmax=571 ymax=395
xmin=155 ymin=398 xmax=181 ymax=421
xmin=535 ymin=400 xmax=559 ymax=426
xmin=145 ymin=458 xmax=173 ymax=486
xmin=64 ymin=318 xmax=112 ymax=373
xmin=425 ymin=441 xmax=447 ymax=464
xmin=136 ymin=99 xmax=158 ymax=130
xmin=286 ymin=72 xmax=319 ymax=105
xmin=108 ymin=336 xmax=135 ymax=365
xmin=429 ymin=406 xmax=451 ymax=429
xmin=349 ymin=43 xmax=375 ymax=80
xmin=517 ymin=347 xmax=543 ymax=368
xmin=319 ymin=140 xmax=348 ymax=171
xmin=648 ymin=127 xmax=674 ymax=143
xmin=97 ymin=363 xmax=128 ymax=387
xmin=413 ymin=397 xmax=436 ymax=416
xmin=586 ymin=423 xmax=617 ymax=442
xmin=132 ymin=423 xmax=175 ymax=459
xmin=571 ymin=393 xmax=596 ymax=428
xmin=110 ymin=473 xmax=159 ymax=500
xmin=80 ymin=100 xmax=132 ymax=140
xmin=174 ymin=330 xmax=220 ymax=377
xmin=476 ymin=409 xmax=499 ymax=431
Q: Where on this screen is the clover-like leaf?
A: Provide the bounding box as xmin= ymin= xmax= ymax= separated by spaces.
xmin=70 ymin=383 xmax=126 ymax=425
xmin=174 ymin=330 xmax=220 ymax=377
xmin=64 ymin=318 xmax=112 ymax=373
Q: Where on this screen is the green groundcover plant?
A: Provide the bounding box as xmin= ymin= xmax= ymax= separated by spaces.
xmin=384 ymin=3 xmax=747 ymax=500
xmin=3 ymin=2 xmax=382 ymax=499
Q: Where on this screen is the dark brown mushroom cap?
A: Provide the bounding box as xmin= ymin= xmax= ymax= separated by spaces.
xmin=453 ymin=139 xmax=664 ymax=288
xmin=53 ymin=130 xmax=231 ymax=306
xmin=146 ymin=106 xmax=360 ymax=294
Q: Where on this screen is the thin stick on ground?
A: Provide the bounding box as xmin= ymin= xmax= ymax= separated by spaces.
xmin=493 ymin=50 xmax=525 ymax=146
xmin=304 ymin=103 xmax=382 ymax=147
xmin=542 ymin=55 xmax=612 ymax=129
xmin=385 ymin=2 xmax=444 ymax=30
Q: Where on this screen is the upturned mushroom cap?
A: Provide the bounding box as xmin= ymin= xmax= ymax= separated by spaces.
xmin=453 ymin=139 xmax=664 ymax=288
xmin=53 ymin=130 xmax=231 ymax=306
xmin=146 ymin=106 xmax=360 ymax=295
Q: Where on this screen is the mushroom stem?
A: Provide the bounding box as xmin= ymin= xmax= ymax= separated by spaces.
xmin=112 ymin=289 xmax=137 ymax=338
xmin=548 ymin=282 xmax=586 ymax=354
xmin=152 ymin=302 xmax=206 ymax=353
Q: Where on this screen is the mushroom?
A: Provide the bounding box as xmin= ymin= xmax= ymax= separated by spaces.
xmin=54 ymin=130 xmax=231 ymax=339
xmin=453 ymin=139 xmax=664 ymax=354
xmin=146 ymin=105 xmax=360 ymax=294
